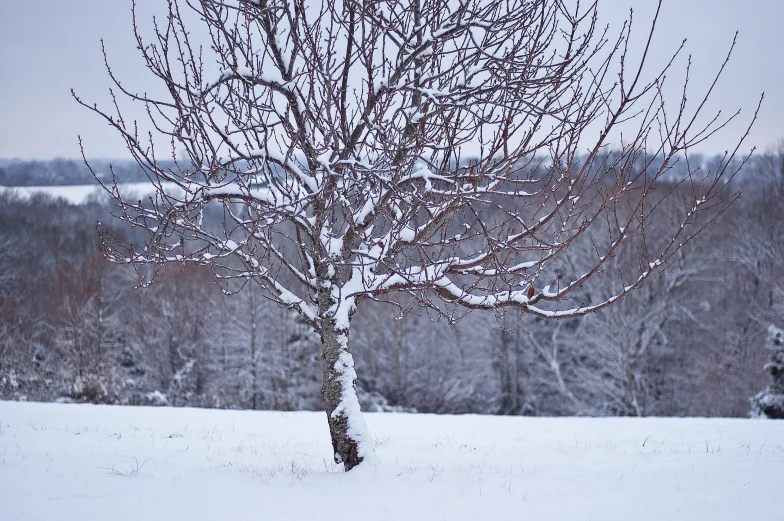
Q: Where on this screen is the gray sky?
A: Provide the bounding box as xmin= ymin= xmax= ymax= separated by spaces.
xmin=0 ymin=0 xmax=781 ymax=159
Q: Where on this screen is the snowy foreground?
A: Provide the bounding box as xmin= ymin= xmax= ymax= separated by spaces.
xmin=1 ymin=402 xmax=782 ymax=520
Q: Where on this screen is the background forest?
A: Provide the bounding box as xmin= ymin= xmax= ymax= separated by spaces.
xmin=1 ymin=150 xmax=782 ymax=417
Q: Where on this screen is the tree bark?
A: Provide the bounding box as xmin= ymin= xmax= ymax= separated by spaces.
xmin=320 ymin=315 xmax=374 ymax=471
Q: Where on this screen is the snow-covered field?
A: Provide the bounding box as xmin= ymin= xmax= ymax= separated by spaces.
xmin=1 ymin=401 xmax=781 ymax=520
xmin=0 ymin=182 xmax=173 ymax=205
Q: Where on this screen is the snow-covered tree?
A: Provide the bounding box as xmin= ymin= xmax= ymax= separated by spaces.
xmin=750 ymin=325 xmax=784 ymax=419
xmin=47 ymin=255 xmax=126 ymax=402
xmin=545 ymin=222 xmax=714 ymax=416
xmin=734 ymin=145 xmax=784 ymax=417
xmin=213 ymin=286 xmax=322 ymax=410
xmin=0 ymin=238 xmax=20 ymax=367
xmin=353 ymin=301 xmax=495 ymax=413
xmin=77 ymin=0 xmax=756 ymax=469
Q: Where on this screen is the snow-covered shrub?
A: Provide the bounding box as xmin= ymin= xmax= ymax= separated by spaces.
xmin=357 ymin=385 xmax=416 ymax=413
xmin=167 ymin=359 xmax=202 ymax=406
xmin=70 ymin=374 xmax=110 ymax=404
xmin=144 ymin=390 xmax=170 ymax=406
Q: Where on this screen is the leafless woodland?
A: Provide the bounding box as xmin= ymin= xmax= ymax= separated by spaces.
xmin=0 ymin=149 xmax=782 ymax=432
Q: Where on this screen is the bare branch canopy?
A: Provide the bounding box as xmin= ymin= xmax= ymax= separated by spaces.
xmin=75 ymin=0 xmax=760 ymax=470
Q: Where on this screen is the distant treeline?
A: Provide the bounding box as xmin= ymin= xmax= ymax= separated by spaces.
xmin=0 ymin=158 xmax=177 ymax=186
xmin=0 ymin=152 xmax=764 ymax=187
xmin=0 ymin=151 xmax=782 ymax=417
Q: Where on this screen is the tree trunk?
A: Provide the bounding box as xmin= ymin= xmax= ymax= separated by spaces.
xmin=320 ymin=316 xmax=375 ymax=471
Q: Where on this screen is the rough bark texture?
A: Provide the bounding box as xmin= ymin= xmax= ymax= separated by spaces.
xmin=320 ymin=317 xmax=363 ymax=470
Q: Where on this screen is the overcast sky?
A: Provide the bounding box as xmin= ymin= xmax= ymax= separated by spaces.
xmin=0 ymin=0 xmax=781 ymax=160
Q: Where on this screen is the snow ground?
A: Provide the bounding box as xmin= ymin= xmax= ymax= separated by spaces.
xmin=1 ymin=401 xmax=782 ymax=521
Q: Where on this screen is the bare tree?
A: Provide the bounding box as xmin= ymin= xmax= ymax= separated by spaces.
xmin=0 ymin=237 xmax=22 ymax=366
xmin=218 ymin=287 xmax=321 ymax=410
xmin=75 ymin=0 xmax=759 ymax=470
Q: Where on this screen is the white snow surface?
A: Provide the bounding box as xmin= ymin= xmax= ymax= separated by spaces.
xmin=1 ymin=401 xmax=782 ymax=520
xmin=0 ymin=182 xmax=177 ymax=205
